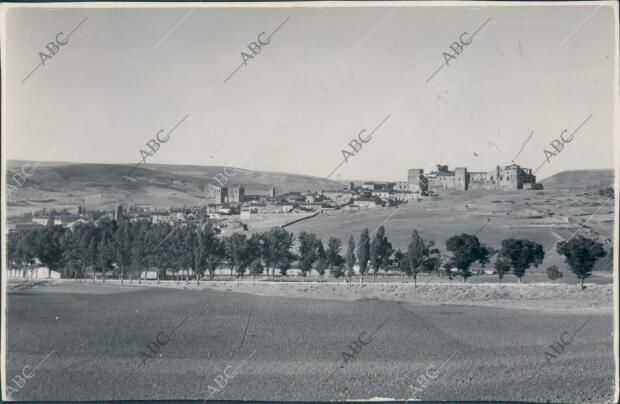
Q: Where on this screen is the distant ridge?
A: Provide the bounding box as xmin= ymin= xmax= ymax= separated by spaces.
xmin=6 ymin=160 xmax=343 ymax=212
xmin=540 ymin=169 xmax=614 ymax=191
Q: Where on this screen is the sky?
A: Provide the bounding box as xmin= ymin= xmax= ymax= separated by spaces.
xmin=3 ymin=2 xmax=618 ymax=182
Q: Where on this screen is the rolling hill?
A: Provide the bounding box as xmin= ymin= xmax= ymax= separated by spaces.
xmin=6 ymin=160 xmax=343 ymax=214
xmin=540 ymin=169 xmax=614 ymax=191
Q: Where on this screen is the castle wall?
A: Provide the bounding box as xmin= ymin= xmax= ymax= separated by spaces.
xmin=467 ymin=168 xmax=499 ymax=190
xmin=498 ymin=167 xmax=519 ymax=190
xmin=467 ymin=181 xmax=497 ymax=190
xmin=410 ymin=164 xmax=537 ymax=193
xmin=428 ymin=175 xmax=459 ymax=191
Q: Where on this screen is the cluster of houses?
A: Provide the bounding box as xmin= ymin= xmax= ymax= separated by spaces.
xmin=9 ymin=180 xmax=424 ymax=232
xmin=128 ymin=182 xmax=424 ymax=225
xmin=12 ymin=163 xmax=539 ymax=232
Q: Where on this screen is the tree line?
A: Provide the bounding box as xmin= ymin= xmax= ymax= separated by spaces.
xmin=7 ymin=215 xmax=607 ymax=287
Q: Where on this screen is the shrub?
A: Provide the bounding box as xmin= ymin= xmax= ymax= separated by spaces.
xmin=546 ymin=265 xmax=563 ymax=282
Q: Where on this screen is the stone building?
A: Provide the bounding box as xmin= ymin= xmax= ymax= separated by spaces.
xmin=407 ymin=164 xmax=540 ymax=192
xmin=407 ymin=168 xmax=425 ymax=192
xmin=114 ymin=204 xmax=124 ymax=221
xmin=212 ymin=185 xmax=245 ymax=203
xmin=212 ymin=186 xmax=228 ymax=204
xmin=228 ymin=185 xmax=245 ymax=203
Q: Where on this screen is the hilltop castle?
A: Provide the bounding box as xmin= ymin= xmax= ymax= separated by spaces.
xmin=407 ymin=164 xmax=542 ymax=192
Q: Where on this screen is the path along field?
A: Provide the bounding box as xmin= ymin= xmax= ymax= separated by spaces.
xmin=5 ymin=280 xmax=615 ymax=402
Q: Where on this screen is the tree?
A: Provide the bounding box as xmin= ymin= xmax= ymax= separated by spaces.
xmin=204 ymin=226 xmax=224 ymax=279
xmin=249 ymin=259 xmax=264 ymax=280
xmin=7 ymin=230 xmax=35 ymax=274
xmin=557 ymin=235 xmax=606 ymax=289
xmin=546 ymin=265 xmax=563 ymax=282
xmin=357 ymin=229 xmax=370 ymax=285
xmin=225 ymin=233 xmax=251 ymax=283
xmin=331 ymin=264 xmax=345 ymax=278
xmin=262 ymin=227 xmax=294 ymax=277
xmin=494 ymin=256 xmax=510 ymax=284
xmin=60 ymin=229 xmax=81 ymax=279
xmin=407 ymin=229 xmax=428 ymax=287
xmin=193 ymin=229 xmax=206 ymax=285
xmin=76 ymin=224 xmax=97 ymax=280
xmin=370 ymin=226 xmax=392 ymax=281
xmin=370 ymin=230 xmax=381 ymax=281
xmin=129 ymin=222 xmax=148 ymax=283
xmin=345 ymin=235 xmax=356 ymax=284
xmin=298 ymin=231 xmax=318 ymax=277
xmin=155 ymin=226 xmax=174 ymax=283
xmin=277 ymin=252 xmax=293 ymax=276
xmin=237 ymin=233 xmax=261 ymax=282
xmin=87 ymin=238 xmax=98 ymax=281
xmin=130 ymin=239 xmax=144 ymax=283
xmin=97 ymin=236 xmax=114 ymax=282
xmin=33 ymin=227 xmax=66 ymax=278
xmin=326 ymin=237 xmax=344 ymax=276
xmin=421 ymin=240 xmax=440 ymax=277
xmin=445 ymin=233 xmax=490 ymax=283
xmin=315 ymin=240 xmax=328 ymax=276
xmin=497 ymin=239 xmax=544 ymax=283
xmin=393 ymin=249 xmax=409 ymax=279
xmin=114 ymin=220 xmax=131 ymax=282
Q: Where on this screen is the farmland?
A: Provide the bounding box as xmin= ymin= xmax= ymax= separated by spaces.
xmin=5 ymin=281 xmax=614 ymax=402
xmin=279 ymin=189 xmax=614 ymax=273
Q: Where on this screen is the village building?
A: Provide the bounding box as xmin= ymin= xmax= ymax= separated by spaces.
xmin=152 ymin=212 xmax=172 ymax=224
xmin=32 ymin=214 xmax=82 ymax=227
xmin=352 ymin=198 xmax=380 ymax=209
xmin=322 ymin=190 xmax=354 ymax=205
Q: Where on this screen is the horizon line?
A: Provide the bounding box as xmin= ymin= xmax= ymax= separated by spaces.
xmin=5 ymin=158 xmax=615 ymax=183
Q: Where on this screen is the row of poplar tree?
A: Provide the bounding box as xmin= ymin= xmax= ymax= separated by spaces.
xmin=7 ymin=215 xmax=606 ymax=287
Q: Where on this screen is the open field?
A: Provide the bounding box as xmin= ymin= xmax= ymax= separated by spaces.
xmin=5 ymin=164 xmax=616 ymax=401
xmin=283 ymin=189 xmax=615 ymax=273
xmin=5 ymin=281 xmax=615 ymax=402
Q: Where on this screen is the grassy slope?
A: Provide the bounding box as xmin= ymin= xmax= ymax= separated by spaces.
xmin=540 ymin=169 xmax=613 ymax=190
xmin=6 ymin=161 xmax=343 ymax=213
xmin=283 ymin=189 xmax=614 ymax=275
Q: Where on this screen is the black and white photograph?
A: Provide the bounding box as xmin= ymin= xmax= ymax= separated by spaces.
xmin=1 ymin=1 xmax=619 ymax=402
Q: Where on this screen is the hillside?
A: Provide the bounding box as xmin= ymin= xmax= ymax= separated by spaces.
xmin=6 ymin=160 xmax=343 ymax=214
xmin=540 ymin=169 xmax=614 ymax=191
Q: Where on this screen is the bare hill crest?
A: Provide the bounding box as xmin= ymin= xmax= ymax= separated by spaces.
xmin=540 ymin=169 xmax=614 ymax=191
xmin=6 ymin=160 xmax=343 ymax=212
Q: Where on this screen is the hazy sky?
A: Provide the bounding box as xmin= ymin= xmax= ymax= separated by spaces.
xmin=4 ymin=2 xmax=618 ymax=181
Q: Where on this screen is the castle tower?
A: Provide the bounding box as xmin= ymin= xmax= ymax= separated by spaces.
xmin=455 ymin=167 xmax=468 ymax=191
xmin=494 ymin=165 xmax=500 ymax=188
xmin=213 ymin=186 xmax=228 ymax=204
xmin=229 ymin=185 xmax=245 ymax=203
xmin=408 ymin=169 xmax=425 ymax=192
xmin=114 ymin=204 xmax=124 ymax=221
